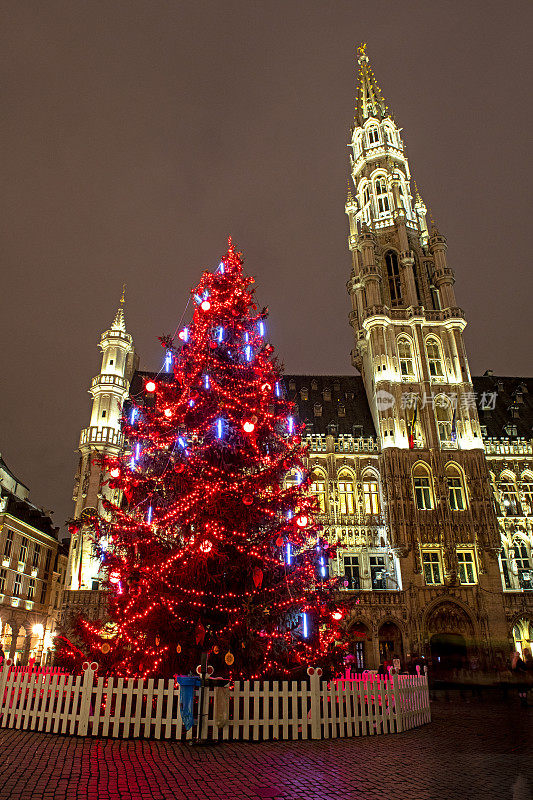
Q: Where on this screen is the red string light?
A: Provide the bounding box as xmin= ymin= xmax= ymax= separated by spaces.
xmin=61 ymin=240 xmax=350 ymax=680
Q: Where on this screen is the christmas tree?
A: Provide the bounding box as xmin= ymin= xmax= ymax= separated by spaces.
xmin=64 ymin=241 xmax=346 ymax=678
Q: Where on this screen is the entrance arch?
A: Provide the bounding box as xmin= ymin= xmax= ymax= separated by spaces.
xmin=14 ymin=626 xmax=27 ymax=665
xmin=512 ymin=618 xmax=532 ymax=655
xmin=378 ymin=621 xmax=403 ymax=664
xmin=425 ymin=600 xmax=475 ymax=672
xmin=1 ymin=623 xmax=12 ymax=659
xmin=346 ymin=621 xmax=371 ymax=670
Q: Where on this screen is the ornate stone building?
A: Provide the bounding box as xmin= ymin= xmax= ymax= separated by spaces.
xmin=0 ymin=454 xmax=68 ymax=664
xmin=62 ymin=46 xmax=533 ymax=672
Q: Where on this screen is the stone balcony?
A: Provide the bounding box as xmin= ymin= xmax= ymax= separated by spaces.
xmin=79 ymin=426 xmax=124 ymax=448
xmin=90 ymin=374 xmax=128 ymax=392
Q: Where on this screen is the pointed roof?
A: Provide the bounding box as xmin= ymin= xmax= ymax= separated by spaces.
xmin=110 ymin=284 xmax=127 ymax=332
xmin=354 ymin=43 xmax=390 ymax=127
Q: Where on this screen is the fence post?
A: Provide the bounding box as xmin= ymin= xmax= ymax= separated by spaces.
xmin=307 ymin=666 xmax=322 ymax=740
xmin=392 ymin=671 xmax=404 ymax=733
xmin=0 ymin=659 xmax=12 ymax=723
xmin=78 ymin=661 xmax=97 ymax=736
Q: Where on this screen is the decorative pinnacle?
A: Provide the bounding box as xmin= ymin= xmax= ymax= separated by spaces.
xmin=111 ymin=286 xmax=127 ymax=332
xmin=354 ymin=43 xmax=390 ymax=127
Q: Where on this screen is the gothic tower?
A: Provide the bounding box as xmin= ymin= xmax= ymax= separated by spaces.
xmin=345 ymin=45 xmax=507 ymax=657
xmin=66 ymin=293 xmax=137 ymax=590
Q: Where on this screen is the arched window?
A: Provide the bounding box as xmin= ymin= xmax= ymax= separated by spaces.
xmin=367 ymin=126 xmax=380 ymax=146
xmin=362 ymin=474 xmax=381 ymax=514
xmin=398 ymin=336 xmax=415 ymax=378
xmin=385 ymin=251 xmax=402 ymax=307
xmin=521 ymin=473 xmax=533 ymax=513
xmin=511 ymin=538 xmax=533 ymax=590
xmin=375 ymin=177 xmax=390 ymax=214
xmin=412 ymin=463 xmax=433 ymax=510
xmin=310 ymin=470 xmax=327 ymax=513
xmin=434 ymin=394 xmax=455 ymax=446
xmin=446 ymin=464 xmax=467 ymax=510
xmin=384 ymin=126 xmax=395 ymax=145
xmin=338 ymin=471 xmax=355 ymax=515
xmin=426 ymin=337 xmax=444 ymax=378
xmin=499 ymin=475 xmax=519 ymax=515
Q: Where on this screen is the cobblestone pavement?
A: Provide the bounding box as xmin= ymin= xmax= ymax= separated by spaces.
xmin=0 ymin=699 xmax=530 ymax=800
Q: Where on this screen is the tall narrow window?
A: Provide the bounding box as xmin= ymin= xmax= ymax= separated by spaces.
xmin=368 ymin=126 xmax=379 ymax=145
xmin=500 ymin=549 xmax=512 ymax=589
xmin=310 ymin=473 xmax=327 ymax=512
xmin=343 ymin=554 xmax=360 ymax=589
xmin=426 ymin=337 xmax=444 ymax=378
xmin=398 ymin=336 xmax=415 ymax=378
xmin=385 ymin=251 xmax=402 ymax=306
xmin=513 ymin=540 xmax=532 ymax=590
xmin=338 ymin=473 xmax=355 ymax=515
xmin=32 ymin=543 xmax=41 ymax=569
xmin=457 ymin=550 xmax=477 ymax=584
xmin=521 ymin=476 xmax=533 ymax=512
xmin=0 ymin=569 xmax=6 ymax=592
xmin=28 ymin=578 xmax=35 ymax=600
xmin=422 ymin=551 xmax=443 ymax=584
xmin=4 ymin=531 xmax=13 ymax=558
xmin=413 ymin=463 xmax=433 ymax=510
xmin=446 ymin=465 xmax=467 ymax=510
xmin=370 ymin=555 xmax=387 ymax=589
xmin=499 ymin=479 xmax=519 ymax=515
xmin=435 ymin=395 xmax=454 ymax=445
xmin=363 ymin=477 xmax=380 ymax=514
xmin=19 ymin=537 xmax=28 ymax=563
xmin=375 ymin=178 xmax=390 ymax=214
xmin=13 ymin=575 xmax=22 ymax=597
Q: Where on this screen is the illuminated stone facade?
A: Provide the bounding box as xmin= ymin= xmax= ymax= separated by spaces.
xmin=0 ymin=455 xmax=68 ymax=664
xmin=63 ymin=46 xmax=533 ymax=671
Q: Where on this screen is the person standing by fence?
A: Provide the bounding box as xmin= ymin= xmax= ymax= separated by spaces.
xmin=511 ymin=650 xmax=528 ymax=707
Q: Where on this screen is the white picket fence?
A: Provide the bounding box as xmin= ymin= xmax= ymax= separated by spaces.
xmin=0 ymin=660 xmax=430 ymax=741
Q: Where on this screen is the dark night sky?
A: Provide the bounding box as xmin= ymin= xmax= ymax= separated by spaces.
xmin=1 ymin=1 xmax=532 ymax=534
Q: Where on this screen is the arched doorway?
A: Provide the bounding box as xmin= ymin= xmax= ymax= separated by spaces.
xmin=378 ymin=621 xmax=403 ymax=664
xmin=346 ymin=621 xmax=370 ymax=670
xmin=430 ymin=633 xmax=467 ymax=671
xmin=426 ymin=601 xmax=475 ymax=673
xmin=1 ymin=623 xmax=12 ymax=660
xmin=14 ymin=626 xmax=27 ymax=665
xmin=512 ymin=618 xmax=532 ymax=655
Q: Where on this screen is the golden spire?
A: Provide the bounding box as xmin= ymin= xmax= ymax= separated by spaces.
xmin=354 ymin=43 xmax=390 ymax=127
xmin=111 ymin=285 xmax=127 ymax=332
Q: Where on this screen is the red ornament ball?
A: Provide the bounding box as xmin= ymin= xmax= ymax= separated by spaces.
xmin=145 ymin=381 xmax=156 ymax=393
xmin=242 ymin=495 xmax=253 ymax=506
xmin=243 ymin=421 xmax=255 ymax=433
xmin=200 ymin=300 xmax=211 ymax=311
xmin=296 ymin=514 xmax=308 ymax=528
xmin=275 ymin=536 xmax=283 ymax=547
xmin=164 ymin=408 xmax=172 ymax=418
xmin=110 ymin=467 xmax=120 ymax=478
xmin=209 ymin=341 xmax=217 ymax=349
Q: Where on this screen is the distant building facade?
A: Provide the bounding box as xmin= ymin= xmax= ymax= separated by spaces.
xmin=62 ymin=46 xmax=533 ymax=671
xmin=0 ymin=455 xmax=68 ymax=664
